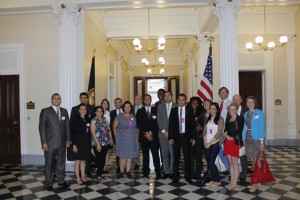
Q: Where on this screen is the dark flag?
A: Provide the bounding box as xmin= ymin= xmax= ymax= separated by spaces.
xmin=197 ymin=45 xmax=213 ymax=102
xmin=87 ymin=56 xmax=95 ymax=106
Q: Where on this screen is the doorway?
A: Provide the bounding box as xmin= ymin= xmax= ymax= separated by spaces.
xmin=0 ymin=75 xmax=21 ymax=164
xmin=134 ymin=76 xmax=179 ymax=103
xmin=239 ymin=71 xmax=263 ymax=110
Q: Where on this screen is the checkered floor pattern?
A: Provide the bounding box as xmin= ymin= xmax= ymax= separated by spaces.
xmin=0 ymin=147 xmax=299 ymax=200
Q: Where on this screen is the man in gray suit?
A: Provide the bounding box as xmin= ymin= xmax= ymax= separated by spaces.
xmin=157 ymin=91 xmax=177 ymax=179
xmin=39 ymin=93 xmax=71 ymax=191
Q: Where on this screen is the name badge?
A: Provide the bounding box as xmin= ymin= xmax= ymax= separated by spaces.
xmin=128 ymin=121 xmax=132 ymax=128
xmin=61 ymin=116 xmax=65 ymax=120
xmin=209 ymin=129 xmax=213 ymax=134
xmin=181 ymin=118 xmax=185 ymax=123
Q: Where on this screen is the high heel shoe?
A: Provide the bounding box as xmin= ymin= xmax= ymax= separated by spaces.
xmin=249 ymin=184 xmax=260 ymax=192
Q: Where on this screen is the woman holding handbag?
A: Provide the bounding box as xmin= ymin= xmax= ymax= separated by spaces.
xmin=223 ymin=103 xmax=244 ymax=190
xmin=242 ymin=96 xmax=266 ymax=192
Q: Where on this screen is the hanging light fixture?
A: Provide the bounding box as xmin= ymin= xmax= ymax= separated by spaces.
xmin=245 ymin=6 xmax=288 ymax=52
xmin=132 ymin=9 xmax=165 ymax=75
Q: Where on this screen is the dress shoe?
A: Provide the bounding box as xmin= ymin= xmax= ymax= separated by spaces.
xmin=134 ymin=165 xmax=139 ymax=170
xmin=185 ymin=179 xmax=194 ymax=185
xmin=162 ymin=174 xmax=170 ymax=179
xmin=171 ymin=179 xmax=179 ymax=184
xmin=126 ymin=172 xmax=132 ymax=179
xmin=46 ymin=186 xmax=53 ymax=191
xmin=117 ymin=172 xmax=124 ymax=179
xmin=143 ymin=174 xmax=149 ymax=178
xmin=58 ymin=182 xmax=70 ymax=188
xmin=239 ymin=177 xmax=246 ymax=184
xmin=155 ymin=174 xmax=162 ymax=180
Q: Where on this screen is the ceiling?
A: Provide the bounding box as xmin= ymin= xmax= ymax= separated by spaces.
xmin=0 ymin=0 xmax=299 ymax=69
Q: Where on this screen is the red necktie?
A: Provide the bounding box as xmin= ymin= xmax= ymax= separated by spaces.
xmin=220 ymin=101 xmax=224 ymax=113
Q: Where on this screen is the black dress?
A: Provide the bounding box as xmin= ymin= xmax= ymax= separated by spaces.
xmin=71 ymin=117 xmax=91 ymax=160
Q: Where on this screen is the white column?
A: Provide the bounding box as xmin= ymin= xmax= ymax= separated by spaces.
xmin=187 ymin=53 xmax=194 ymax=98
xmin=179 ymin=66 xmax=185 ymax=93
xmin=264 ymin=51 xmax=274 ymax=143
xmin=117 ymin=55 xmax=123 ymax=98
xmin=128 ymin=65 xmax=134 ymax=103
xmin=53 ymin=3 xmax=82 ymax=112
xmin=287 ymin=36 xmax=296 ymax=146
xmin=213 ymin=0 xmax=242 ymax=97
xmin=197 ymin=35 xmax=211 ymax=92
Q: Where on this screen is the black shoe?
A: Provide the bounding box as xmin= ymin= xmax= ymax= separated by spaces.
xmin=58 ymin=182 xmax=70 ymax=188
xmin=143 ymin=174 xmax=149 ymax=178
xmin=126 ymin=172 xmax=132 ymax=179
xmin=134 ymin=165 xmax=139 ymax=170
xmin=117 ymin=172 xmax=124 ymax=179
xmin=185 ymin=179 xmax=194 ymax=185
xmin=156 ymin=174 xmax=162 ymax=180
xmin=239 ymin=177 xmax=246 ymax=184
xmin=171 ymin=179 xmax=179 ymax=184
xmin=162 ymin=174 xmax=170 ymax=179
xmin=46 ymin=186 xmax=53 ymax=191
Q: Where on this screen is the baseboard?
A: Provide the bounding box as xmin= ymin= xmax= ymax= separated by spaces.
xmin=21 ymin=154 xmax=44 ymax=165
xmin=21 ymin=154 xmax=74 ymax=172
xmin=267 ymin=139 xmax=297 ymax=146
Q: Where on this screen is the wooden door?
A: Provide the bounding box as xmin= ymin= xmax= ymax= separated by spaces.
xmin=239 ymin=71 xmax=263 ymax=110
xmin=0 ymin=75 xmax=21 ymax=164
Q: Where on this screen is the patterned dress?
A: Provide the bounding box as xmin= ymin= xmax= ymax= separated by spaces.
xmin=91 ymin=117 xmax=110 ymax=147
xmin=115 ymin=114 xmax=139 ymax=158
xmin=245 ymin=112 xmax=261 ymax=158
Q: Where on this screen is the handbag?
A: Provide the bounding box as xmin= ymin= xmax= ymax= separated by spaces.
xmin=251 ymin=151 xmax=276 ymax=185
xmin=215 ymin=155 xmax=227 ymax=172
xmin=67 ymin=145 xmax=76 ymax=161
xmin=239 ymin=146 xmax=246 ymax=156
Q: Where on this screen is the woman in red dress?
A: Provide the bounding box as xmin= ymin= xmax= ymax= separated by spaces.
xmin=223 ymin=103 xmax=244 ymax=190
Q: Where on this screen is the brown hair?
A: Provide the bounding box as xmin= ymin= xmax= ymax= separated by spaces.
xmin=246 ymin=96 xmax=258 ymax=108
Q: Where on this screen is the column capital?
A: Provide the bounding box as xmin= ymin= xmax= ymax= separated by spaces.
xmin=213 ymin=0 xmax=242 ymax=19
xmin=117 ymin=54 xmax=123 ymax=61
xmin=52 ymin=3 xmax=82 ymax=24
xmin=288 ymin=35 xmax=296 ymax=43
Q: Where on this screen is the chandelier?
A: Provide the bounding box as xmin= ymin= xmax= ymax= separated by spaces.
xmin=245 ymin=6 xmax=288 ymax=52
xmin=132 ymin=9 xmax=165 ymax=75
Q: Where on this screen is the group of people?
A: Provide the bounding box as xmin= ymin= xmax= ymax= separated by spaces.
xmin=39 ymin=87 xmax=266 ymax=193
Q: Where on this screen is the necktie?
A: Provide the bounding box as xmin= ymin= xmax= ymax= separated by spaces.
xmin=220 ymin=101 xmax=224 ymax=113
xmin=167 ymin=104 xmax=170 ymax=118
xmin=118 ymin=109 xmax=121 ymax=114
xmin=147 ymin=108 xmax=150 ymax=120
xmin=179 ymin=108 xmax=182 ymax=134
xmin=56 ymin=107 xmax=60 ymax=119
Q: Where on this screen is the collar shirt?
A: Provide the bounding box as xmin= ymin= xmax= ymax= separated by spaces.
xmin=178 ymin=106 xmax=186 ymax=133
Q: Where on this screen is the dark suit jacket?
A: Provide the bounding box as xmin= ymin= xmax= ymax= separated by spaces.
xmin=168 ymin=106 xmax=196 ymax=143
xmin=39 ymin=106 xmax=71 ymax=149
xmin=136 ymin=106 xmax=159 ymax=143
xmin=70 ymin=103 xmax=95 ymax=123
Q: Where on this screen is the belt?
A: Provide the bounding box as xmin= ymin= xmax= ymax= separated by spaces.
xmin=247 ymin=129 xmax=251 ymax=131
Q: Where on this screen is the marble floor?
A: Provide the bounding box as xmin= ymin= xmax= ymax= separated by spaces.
xmin=0 ymin=147 xmax=299 ymax=200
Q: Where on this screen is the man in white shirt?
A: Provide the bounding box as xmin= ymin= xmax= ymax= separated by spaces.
xmin=218 ymin=87 xmax=232 ymax=121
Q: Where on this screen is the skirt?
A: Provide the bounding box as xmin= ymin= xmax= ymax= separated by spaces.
xmin=223 ymin=139 xmax=240 ymax=158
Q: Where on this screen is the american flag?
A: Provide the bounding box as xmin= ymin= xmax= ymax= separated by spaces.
xmin=197 ymin=45 xmax=213 ymax=101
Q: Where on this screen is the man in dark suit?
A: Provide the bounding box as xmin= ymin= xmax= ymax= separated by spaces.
xmin=133 ymin=95 xmax=143 ymax=170
xmin=136 ymin=94 xmax=162 ymax=180
xmin=168 ymin=93 xmax=196 ymax=184
xmin=110 ymin=97 xmax=123 ymax=173
xmin=39 ymin=93 xmax=71 ymax=191
xmin=233 ymin=94 xmax=248 ymax=184
xmin=70 ymin=92 xmax=95 ymax=176
xmin=157 ymin=91 xmax=177 ymax=179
